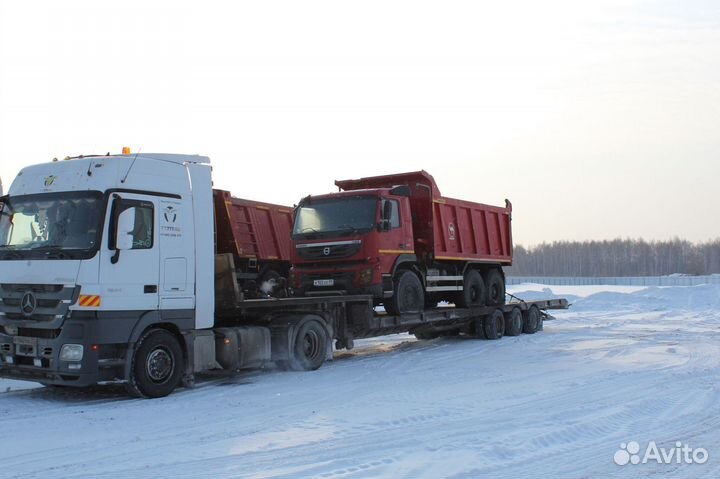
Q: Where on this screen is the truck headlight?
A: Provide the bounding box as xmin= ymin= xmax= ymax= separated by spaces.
xmin=60 ymin=344 xmax=84 ymax=361
xmin=359 ymin=267 xmax=374 ymax=286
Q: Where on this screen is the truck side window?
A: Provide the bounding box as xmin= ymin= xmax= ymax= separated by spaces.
xmin=131 ymin=205 xmax=154 ymax=249
xmin=382 ymin=199 xmax=401 ymax=228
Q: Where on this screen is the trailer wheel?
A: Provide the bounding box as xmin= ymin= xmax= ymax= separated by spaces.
xmin=126 ymin=329 xmax=184 ymax=398
xmin=473 ymin=317 xmax=487 ymax=339
xmin=483 ymin=309 xmax=505 ymax=340
xmin=289 ymin=320 xmax=328 ymax=371
xmin=523 ymin=305 xmax=541 ymax=334
xmin=485 ymin=269 xmax=505 ymax=306
xmin=505 ymin=307 xmax=523 ymax=336
xmin=385 ymin=271 xmax=424 ymax=315
xmin=456 ymin=269 xmax=486 ymax=308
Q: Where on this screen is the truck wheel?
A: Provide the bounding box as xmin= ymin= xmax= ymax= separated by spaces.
xmin=289 ymin=320 xmax=328 ymax=371
xmin=504 ymin=307 xmax=523 ymax=336
xmin=523 ymin=305 xmax=541 ymax=334
xmin=126 ymin=329 xmax=184 ymax=398
xmin=483 ymin=309 xmax=505 ymax=340
xmin=385 ymin=271 xmax=424 ymax=315
xmin=485 ymin=269 xmax=505 ymax=306
xmin=457 ymin=269 xmax=486 ymax=308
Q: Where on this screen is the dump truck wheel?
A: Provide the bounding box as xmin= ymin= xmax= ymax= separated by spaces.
xmin=483 ymin=309 xmax=505 ymax=340
xmin=505 ymin=307 xmax=523 ymax=336
xmin=385 ymin=271 xmax=424 ymax=315
xmin=485 ymin=269 xmax=505 ymax=306
xmin=289 ymin=320 xmax=328 ymax=371
xmin=456 ymin=269 xmax=486 ymax=308
xmin=126 ymin=329 xmax=184 ymax=398
xmin=523 ymin=305 xmax=541 ymax=334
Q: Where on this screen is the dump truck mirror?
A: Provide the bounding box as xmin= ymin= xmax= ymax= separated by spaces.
xmin=383 ymin=200 xmax=392 ymax=221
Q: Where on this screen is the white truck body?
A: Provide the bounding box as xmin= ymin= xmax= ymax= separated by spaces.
xmin=0 ymin=154 xmax=222 ymax=395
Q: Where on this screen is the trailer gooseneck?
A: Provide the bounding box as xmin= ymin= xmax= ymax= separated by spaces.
xmin=0 ymin=152 xmax=568 ymax=398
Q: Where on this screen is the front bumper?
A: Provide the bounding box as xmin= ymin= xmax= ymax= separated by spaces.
xmin=294 ymin=272 xmax=383 ymax=298
xmin=0 ymin=320 xmax=125 ymax=387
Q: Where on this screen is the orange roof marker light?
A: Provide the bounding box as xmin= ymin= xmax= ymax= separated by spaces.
xmin=121 ymin=146 xmax=131 ymax=155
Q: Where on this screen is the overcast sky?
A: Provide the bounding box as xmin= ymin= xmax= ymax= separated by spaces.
xmin=0 ymin=0 xmax=718 ymax=246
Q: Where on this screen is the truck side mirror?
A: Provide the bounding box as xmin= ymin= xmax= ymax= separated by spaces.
xmin=383 ymin=200 xmax=392 ymax=221
xmin=116 ymin=207 xmax=136 ymax=250
xmin=378 ymin=200 xmax=392 ymax=232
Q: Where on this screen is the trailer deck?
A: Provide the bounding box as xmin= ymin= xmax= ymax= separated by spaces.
xmin=222 ymin=294 xmax=570 ymax=345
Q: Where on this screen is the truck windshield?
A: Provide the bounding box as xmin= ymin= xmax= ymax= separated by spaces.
xmin=293 ymin=196 xmax=377 ymax=239
xmin=0 ymin=191 xmax=104 ymax=259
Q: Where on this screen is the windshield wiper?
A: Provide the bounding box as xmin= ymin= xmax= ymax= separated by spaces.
xmin=299 ymin=227 xmax=321 ymax=239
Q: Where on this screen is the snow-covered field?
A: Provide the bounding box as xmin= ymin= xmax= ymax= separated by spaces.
xmin=3 ymin=284 xmax=720 ymax=478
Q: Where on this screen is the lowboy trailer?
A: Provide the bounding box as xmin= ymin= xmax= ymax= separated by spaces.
xmin=0 ymin=151 xmax=568 ymax=398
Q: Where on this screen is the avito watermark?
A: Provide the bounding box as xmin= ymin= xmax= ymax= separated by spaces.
xmin=614 ymin=441 xmax=709 ymax=466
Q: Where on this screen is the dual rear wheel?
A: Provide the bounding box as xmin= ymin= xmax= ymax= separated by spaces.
xmin=387 ymin=267 xmax=506 ymax=315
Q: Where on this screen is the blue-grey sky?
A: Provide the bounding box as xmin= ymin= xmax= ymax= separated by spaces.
xmin=0 ymin=0 xmax=718 ymax=245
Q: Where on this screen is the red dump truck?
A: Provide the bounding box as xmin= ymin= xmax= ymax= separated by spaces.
xmin=290 ymin=171 xmax=513 ymax=314
xmin=213 ymin=190 xmax=293 ymax=297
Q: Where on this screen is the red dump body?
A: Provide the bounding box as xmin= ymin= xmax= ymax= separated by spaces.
xmin=335 ymin=171 xmax=513 ymax=264
xmin=213 ymin=189 xmax=293 ymax=264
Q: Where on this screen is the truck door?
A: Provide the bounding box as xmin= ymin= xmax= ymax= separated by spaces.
xmin=157 ymin=196 xmax=194 ymax=311
xmin=99 ymin=193 xmax=160 ymax=311
xmin=378 ymin=197 xmax=413 ymax=273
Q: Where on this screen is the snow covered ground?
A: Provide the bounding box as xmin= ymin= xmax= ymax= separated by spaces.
xmin=3 ymin=283 xmax=720 ymax=478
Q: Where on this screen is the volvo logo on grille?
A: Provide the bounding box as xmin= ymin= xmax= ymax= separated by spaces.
xmin=21 ymin=291 xmax=37 ymax=316
xmin=323 ymin=247 xmax=331 ymax=256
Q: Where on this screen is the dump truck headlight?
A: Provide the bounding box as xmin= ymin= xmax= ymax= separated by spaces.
xmin=60 ymin=344 xmax=84 ymax=361
xmin=359 ymin=267 xmax=374 ymax=286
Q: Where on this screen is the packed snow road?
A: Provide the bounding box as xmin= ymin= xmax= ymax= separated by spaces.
xmin=3 ymin=284 xmax=720 ymax=479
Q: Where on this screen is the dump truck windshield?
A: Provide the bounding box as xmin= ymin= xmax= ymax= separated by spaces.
xmin=293 ymin=196 xmax=377 ymax=239
xmin=0 ymin=191 xmax=104 ymax=259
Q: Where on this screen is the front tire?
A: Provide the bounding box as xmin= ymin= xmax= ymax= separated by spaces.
xmin=385 ymin=271 xmax=424 ymax=315
xmin=126 ymin=329 xmax=184 ymax=398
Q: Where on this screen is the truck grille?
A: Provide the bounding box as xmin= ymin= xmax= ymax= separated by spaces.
xmin=296 ymin=241 xmax=361 ymax=260
xmin=0 ymin=284 xmax=78 ymax=322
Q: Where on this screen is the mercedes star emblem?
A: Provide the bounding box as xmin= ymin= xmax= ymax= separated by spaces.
xmin=21 ymin=291 xmax=37 ymax=316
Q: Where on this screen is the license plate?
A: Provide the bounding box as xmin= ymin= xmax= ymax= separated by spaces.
xmin=14 ymin=337 xmax=37 ymax=357
xmin=313 ymin=279 xmax=335 ymax=287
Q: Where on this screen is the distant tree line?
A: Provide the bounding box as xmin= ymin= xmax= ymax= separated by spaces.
xmin=505 ymin=239 xmax=720 ymax=276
